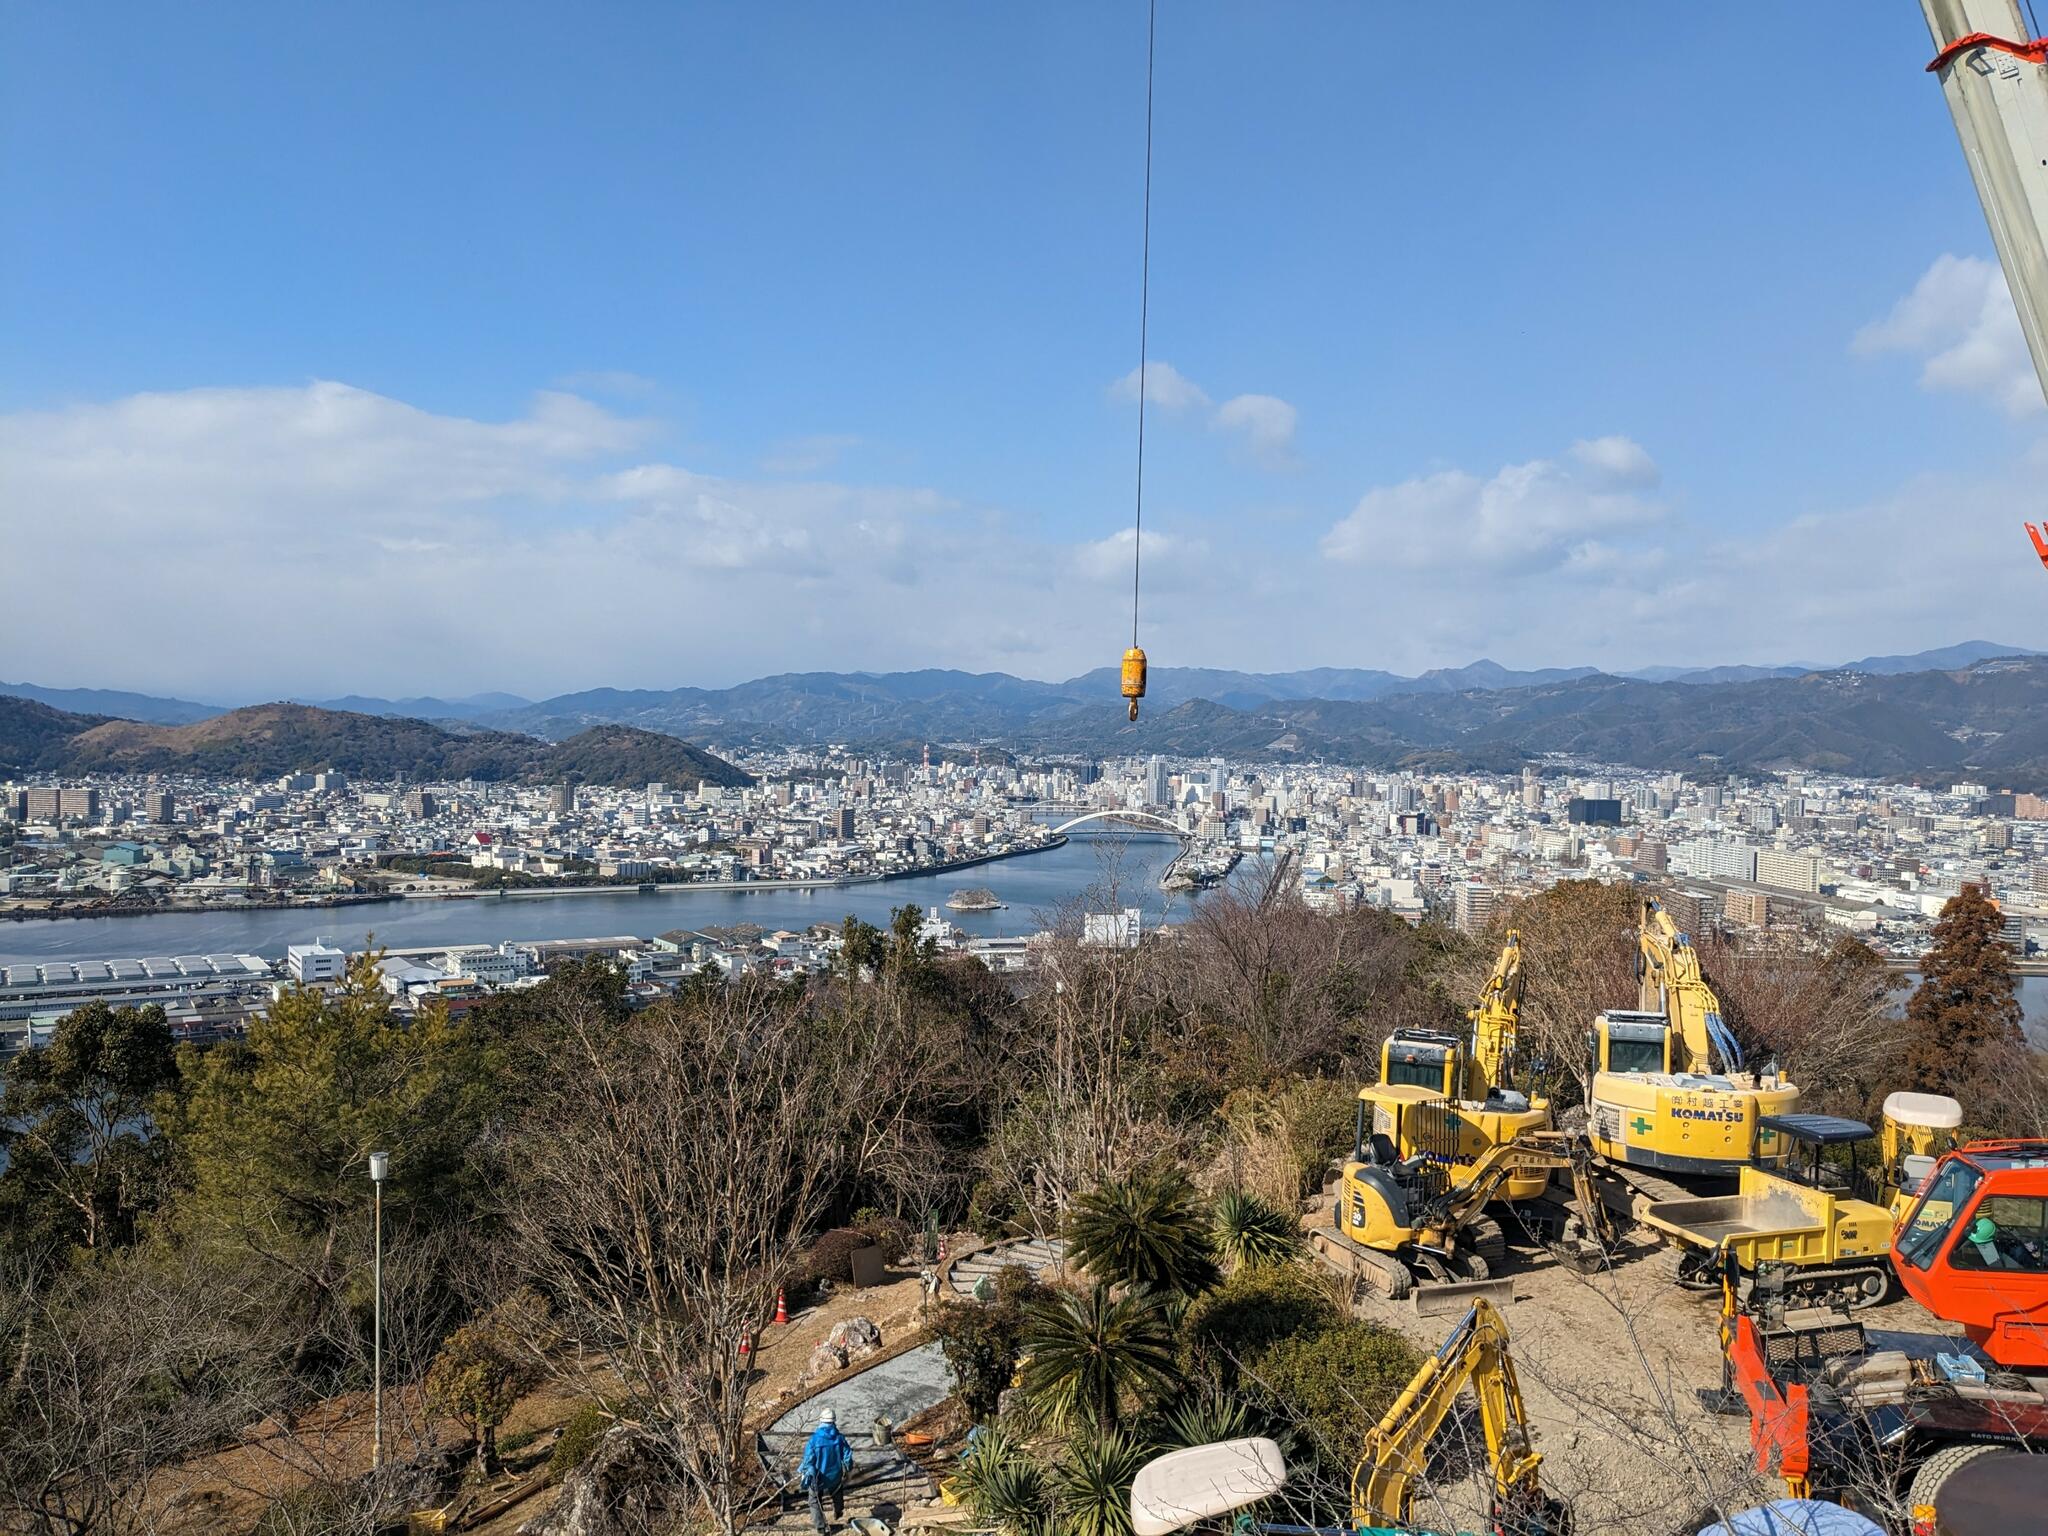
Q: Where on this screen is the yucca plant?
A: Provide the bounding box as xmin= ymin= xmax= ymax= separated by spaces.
xmin=1021 ymin=1284 xmax=1177 ymax=1429
xmin=1212 ymin=1189 xmax=1301 ymax=1271
xmin=1052 ymin=1426 xmax=1152 ymax=1536
xmin=969 ymin=1453 xmax=1051 ymax=1536
xmin=1153 ymin=1393 xmax=1256 ymax=1451
xmin=1066 ymin=1167 xmax=1220 ymax=1297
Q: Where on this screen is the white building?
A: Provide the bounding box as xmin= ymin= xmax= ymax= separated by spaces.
xmin=286 ymin=942 xmax=347 ymax=985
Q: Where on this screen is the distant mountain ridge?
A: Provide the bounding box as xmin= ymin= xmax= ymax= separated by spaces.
xmin=0 ymin=701 xmax=751 ymax=788
xmin=7 ymin=641 xmax=2033 ymax=737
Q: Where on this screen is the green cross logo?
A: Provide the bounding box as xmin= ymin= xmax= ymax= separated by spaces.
xmin=1629 ymin=1116 xmax=1653 ymax=1136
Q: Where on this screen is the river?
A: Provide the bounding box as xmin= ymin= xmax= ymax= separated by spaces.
xmin=5 ymin=846 xmax=2046 ymax=1040
xmin=0 ymin=828 xmax=1194 ymax=964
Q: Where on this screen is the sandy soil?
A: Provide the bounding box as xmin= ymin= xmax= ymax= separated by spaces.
xmin=1332 ymin=1219 xmax=1948 ymax=1536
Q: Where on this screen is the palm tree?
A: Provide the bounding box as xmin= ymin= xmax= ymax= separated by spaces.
xmin=1066 ymin=1167 xmax=1220 ymax=1296
xmin=1212 ymin=1189 xmax=1301 ymax=1271
xmin=1053 ymin=1427 xmax=1152 ymax=1536
xmin=1021 ymin=1284 xmax=1177 ymax=1429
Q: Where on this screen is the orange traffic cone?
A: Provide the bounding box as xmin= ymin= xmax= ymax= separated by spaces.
xmin=774 ymin=1287 xmax=789 ymax=1325
xmin=738 ymin=1331 xmax=752 ymax=1359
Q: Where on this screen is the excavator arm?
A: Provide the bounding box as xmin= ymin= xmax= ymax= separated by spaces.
xmin=1468 ymin=928 xmax=1525 ymax=1099
xmin=1354 ymin=1301 xmax=1547 ymax=1530
xmin=1638 ymin=898 xmax=1740 ymax=1074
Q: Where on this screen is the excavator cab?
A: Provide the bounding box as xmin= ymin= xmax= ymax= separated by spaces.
xmin=1878 ymin=1091 xmax=1964 ymax=1221
xmin=1893 ymin=1139 xmax=2048 ymax=1369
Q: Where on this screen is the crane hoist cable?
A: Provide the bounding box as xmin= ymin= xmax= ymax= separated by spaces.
xmin=1120 ymin=0 xmax=1157 ymax=722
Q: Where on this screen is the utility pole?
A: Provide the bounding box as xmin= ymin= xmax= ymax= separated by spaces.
xmin=368 ymin=1149 xmax=389 ymax=1472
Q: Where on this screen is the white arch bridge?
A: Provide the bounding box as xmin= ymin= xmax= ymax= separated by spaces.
xmin=1045 ymin=809 xmax=1184 ymax=837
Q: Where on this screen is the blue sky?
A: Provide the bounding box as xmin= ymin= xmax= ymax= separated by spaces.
xmin=4 ymin=2 xmax=2045 ymax=699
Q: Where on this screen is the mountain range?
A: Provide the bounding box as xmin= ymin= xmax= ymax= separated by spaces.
xmin=10 ymin=641 xmax=2048 ymax=789
xmin=4 ymin=641 xmax=2035 ymax=731
xmin=0 ymin=702 xmax=751 ymax=789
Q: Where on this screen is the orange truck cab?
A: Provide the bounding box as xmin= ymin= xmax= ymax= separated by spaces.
xmin=1891 ymin=1139 xmax=2048 ymax=1370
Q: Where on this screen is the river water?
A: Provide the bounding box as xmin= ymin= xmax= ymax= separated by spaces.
xmin=4 ymin=842 xmax=2045 ymax=1039
xmin=0 ymin=829 xmax=1194 ymax=964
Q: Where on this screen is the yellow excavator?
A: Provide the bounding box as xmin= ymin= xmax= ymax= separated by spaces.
xmin=1583 ymin=899 xmax=1799 ymax=1211
xmin=1323 ymin=1126 xmax=1614 ymax=1302
xmin=1353 ymin=1299 xmax=1569 ymax=1536
xmin=1369 ymin=930 xmax=1552 ymax=1203
xmin=1128 ymin=1300 xmax=1568 ymax=1536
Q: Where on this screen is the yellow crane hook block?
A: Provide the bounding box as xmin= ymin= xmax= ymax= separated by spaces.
xmin=1121 ymin=647 xmax=1147 ymax=720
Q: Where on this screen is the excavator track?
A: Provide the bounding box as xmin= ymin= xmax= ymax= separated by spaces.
xmin=1312 ymin=1214 xmax=1413 ymax=1303
xmin=1667 ymin=1248 xmax=1891 ymax=1311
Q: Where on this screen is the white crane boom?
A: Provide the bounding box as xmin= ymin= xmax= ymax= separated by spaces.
xmin=1922 ymin=0 xmax=2048 ymax=405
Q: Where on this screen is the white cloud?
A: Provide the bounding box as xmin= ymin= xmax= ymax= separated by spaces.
xmin=1213 ymin=393 xmax=1298 ymax=467
xmin=1571 ymin=434 xmax=1659 ymax=488
xmin=6 ymin=380 xmax=2039 ymax=699
xmin=1854 ymin=254 xmax=2042 ymax=416
xmin=1107 ymin=360 xmax=1210 ymax=412
xmin=1320 ymin=437 xmax=1660 ymax=570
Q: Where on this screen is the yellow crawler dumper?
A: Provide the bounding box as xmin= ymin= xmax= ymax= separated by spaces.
xmin=1641 ymin=1113 xmax=1894 ymax=1310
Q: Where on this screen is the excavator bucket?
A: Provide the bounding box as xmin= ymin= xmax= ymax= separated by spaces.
xmin=2029 ymin=522 xmax=2048 ymax=571
xmin=1411 ymin=1276 xmax=1514 ymax=1317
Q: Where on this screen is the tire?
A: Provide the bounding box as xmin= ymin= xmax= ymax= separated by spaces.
xmin=1457 ymin=1250 xmax=1491 ymax=1281
xmin=1907 ymin=1442 xmax=2009 ymax=1521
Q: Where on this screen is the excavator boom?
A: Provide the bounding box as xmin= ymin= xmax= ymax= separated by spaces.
xmin=1637 ymin=898 xmax=1740 ymax=1074
xmin=1353 ymin=1300 xmax=1547 ymax=1530
xmin=1469 ymin=928 xmax=1525 ymax=1099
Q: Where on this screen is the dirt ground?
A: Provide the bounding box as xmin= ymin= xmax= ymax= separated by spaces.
xmin=146 ymin=1266 xmax=941 ymax=1536
xmin=1337 ymin=1224 xmax=1947 ymax=1536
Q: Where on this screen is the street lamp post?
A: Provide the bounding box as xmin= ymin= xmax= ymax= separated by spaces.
xmin=368 ymin=1149 xmax=389 ymax=1473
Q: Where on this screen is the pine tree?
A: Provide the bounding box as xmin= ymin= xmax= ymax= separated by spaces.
xmin=1903 ymin=884 xmax=2023 ymax=1098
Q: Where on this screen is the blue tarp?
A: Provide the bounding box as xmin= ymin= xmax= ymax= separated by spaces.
xmin=1695 ymin=1501 xmax=1884 ymax=1536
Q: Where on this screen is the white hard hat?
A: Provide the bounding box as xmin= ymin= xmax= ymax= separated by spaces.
xmin=819 ymin=1406 xmax=836 ymax=1425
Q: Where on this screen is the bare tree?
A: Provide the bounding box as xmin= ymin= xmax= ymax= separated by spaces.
xmin=502 ymin=986 xmax=837 ymax=1536
xmin=0 ymin=1253 xmax=257 ymax=1536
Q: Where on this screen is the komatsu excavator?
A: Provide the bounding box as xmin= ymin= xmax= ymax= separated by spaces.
xmin=1369 ymin=930 xmax=1552 ymax=1203
xmin=1324 ymin=1126 xmax=1614 ymax=1303
xmin=1583 ymin=899 xmax=1798 ymax=1212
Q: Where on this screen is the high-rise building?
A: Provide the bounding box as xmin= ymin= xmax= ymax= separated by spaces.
xmin=1566 ymin=797 xmax=1622 ymax=826
xmin=1144 ymin=756 xmax=1171 ymax=808
xmin=1453 ymin=882 xmax=1496 ymax=933
xmin=836 ymin=806 xmax=856 ymax=840
xmin=1755 ymin=849 xmax=1823 ymax=894
xmin=403 ymin=790 xmax=437 ymax=819
xmin=1521 ymin=768 xmax=1541 ymax=811
xmin=1 ymin=789 xmax=25 ymax=821
xmin=549 ymin=784 xmax=576 ymax=816
xmin=1722 ymin=889 xmax=1770 ymax=927
xmin=25 ymin=788 xmax=60 ymax=822
xmin=144 ymin=791 xmax=175 ymax=823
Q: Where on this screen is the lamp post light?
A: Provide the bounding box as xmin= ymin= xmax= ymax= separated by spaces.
xmin=368 ymin=1149 xmax=389 ymax=1473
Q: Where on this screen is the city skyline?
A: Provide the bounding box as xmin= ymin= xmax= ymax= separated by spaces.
xmin=6 ymin=5 xmax=2048 ymax=699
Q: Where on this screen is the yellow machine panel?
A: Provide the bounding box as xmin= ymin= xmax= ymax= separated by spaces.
xmin=1585 ymin=1063 xmax=1799 ymax=1178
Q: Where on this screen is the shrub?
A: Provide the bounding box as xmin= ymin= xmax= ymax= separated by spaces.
xmin=549 ymin=1402 xmax=610 ymax=1479
xmin=858 ymin=1212 xmax=915 ymax=1266
xmin=804 ymin=1226 xmax=873 ymax=1287
xmin=1178 ymin=1262 xmax=1339 ymax=1382
xmin=933 ymin=1268 xmax=1045 ymax=1420
xmin=1241 ymin=1317 xmax=1421 ymax=1474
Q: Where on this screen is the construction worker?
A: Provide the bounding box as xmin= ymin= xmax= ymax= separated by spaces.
xmin=1954 ymin=1213 xmax=2046 ymax=1271
xmin=798 ymin=1404 xmax=854 ymax=1535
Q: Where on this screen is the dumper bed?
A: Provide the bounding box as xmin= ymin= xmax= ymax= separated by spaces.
xmin=1642 ymin=1189 xmax=1823 ymax=1247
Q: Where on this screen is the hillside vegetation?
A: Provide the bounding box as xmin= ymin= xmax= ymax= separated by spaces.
xmin=0 ymin=699 xmax=750 ymax=788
